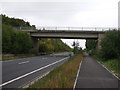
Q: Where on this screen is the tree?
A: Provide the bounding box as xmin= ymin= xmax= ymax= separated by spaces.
xmin=72 ymin=40 xmax=80 ymax=54
xmin=2 ymin=24 xmax=12 ymax=53
xmin=2 ymin=24 xmax=32 ymax=54
xmin=86 ymin=39 xmax=97 ymax=50
xmin=100 ymin=30 xmax=119 ymax=59
xmin=1 ymin=14 xmax=36 ymax=30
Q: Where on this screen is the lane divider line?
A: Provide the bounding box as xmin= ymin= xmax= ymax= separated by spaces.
xmin=96 ymin=61 xmax=120 ymax=80
xmin=0 ymin=57 xmax=69 ymax=87
xmin=18 ymin=61 xmax=30 ymax=65
xmin=73 ymin=60 xmax=83 ymax=90
xmin=42 ymin=58 xmax=47 ymax=60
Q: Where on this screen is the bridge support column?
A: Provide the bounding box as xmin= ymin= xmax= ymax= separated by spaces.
xmin=31 ymin=37 xmax=39 ymax=53
xmin=96 ymin=33 xmax=104 ymax=50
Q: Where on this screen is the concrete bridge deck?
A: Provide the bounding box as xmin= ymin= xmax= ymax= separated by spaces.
xmin=28 ymin=30 xmax=105 ymax=39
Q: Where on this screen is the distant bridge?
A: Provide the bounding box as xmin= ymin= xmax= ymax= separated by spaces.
xmin=21 ymin=27 xmax=117 ymax=52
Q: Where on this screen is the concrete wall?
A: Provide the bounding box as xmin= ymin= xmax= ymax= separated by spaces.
xmin=96 ymin=33 xmax=105 ymax=50
xmin=31 ymin=38 xmax=39 ymax=53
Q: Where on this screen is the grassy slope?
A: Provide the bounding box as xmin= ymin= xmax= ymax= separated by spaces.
xmin=26 ymin=53 xmax=83 ymax=88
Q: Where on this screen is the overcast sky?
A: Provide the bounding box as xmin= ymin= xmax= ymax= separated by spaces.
xmin=1 ymin=0 xmax=119 ymax=48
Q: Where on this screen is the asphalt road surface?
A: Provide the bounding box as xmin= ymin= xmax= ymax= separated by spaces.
xmin=75 ymin=52 xmax=120 ymax=89
xmin=1 ymin=52 xmax=71 ymax=89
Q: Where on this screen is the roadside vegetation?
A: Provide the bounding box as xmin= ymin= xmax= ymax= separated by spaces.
xmin=25 ymin=53 xmax=83 ymax=89
xmin=2 ymin=14 xmax=71 ymax=60
xmin=86 ymin=30 xmax=120 ymax=77
xmin=39 ymin=39 xmax=71 ymax=54
xmin=2 ymin=24 xmax=32 ymax=54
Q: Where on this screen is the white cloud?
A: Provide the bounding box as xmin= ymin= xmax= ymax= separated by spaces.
xmin=62 ymin=39 xmax=86 ymax=49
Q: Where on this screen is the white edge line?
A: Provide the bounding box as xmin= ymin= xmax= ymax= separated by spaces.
xmin=96 ymin=61 xmax=120 ymax=80
xmin=0 ymin=57 xmax=69 ymax=87
xmin=22 ymin=70 xmax=51 ymax=88
xmin=73 ymin=60 xmax=83 ymax=89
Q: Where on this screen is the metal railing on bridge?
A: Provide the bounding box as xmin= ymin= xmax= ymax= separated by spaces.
xmin=16 ymin=26 xmax=118 ymax=31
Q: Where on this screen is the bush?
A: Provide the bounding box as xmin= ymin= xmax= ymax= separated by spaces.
xmin=39 ymin=39 xmax=71 ymax=53
xmin=100 ymin=30 xmax=120 ymax=59
xmin=2 ymin=24 xmax=32 ymax=54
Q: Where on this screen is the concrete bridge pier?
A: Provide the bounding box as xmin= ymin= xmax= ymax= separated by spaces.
xmin=31 ymin=37 xmax=39 ymax=53
xmin=96 ymin=33 xmax=105 ymax=50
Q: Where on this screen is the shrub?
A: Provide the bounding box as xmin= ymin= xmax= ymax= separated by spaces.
xmin=2 ymin=24 xmax=32 ymax=54
xmin=100 ymin=30 xmax=119 ymax=59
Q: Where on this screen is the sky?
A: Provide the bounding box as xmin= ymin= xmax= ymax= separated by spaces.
xmin=1 ymin=0 xmax=119 ymax=48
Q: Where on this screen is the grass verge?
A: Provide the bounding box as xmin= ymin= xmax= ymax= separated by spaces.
xmin=94 ymin=56 xmax=120 ymax=78
xmin=25 ymin=53 xmax=83 ymax=89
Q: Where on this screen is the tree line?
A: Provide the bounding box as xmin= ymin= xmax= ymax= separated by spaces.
xmin=2 ymin=14 xmax=36 ymax=30
xmin=2 ymin=14 xmax=71 ymax=54
xmin=39 ymin=39 xmax=71 ymax=53
xmin=2 ymin=24 xmax=32 ymax=54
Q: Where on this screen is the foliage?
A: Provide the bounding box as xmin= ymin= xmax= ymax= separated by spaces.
xmin=86 ymin=39 xmax=97 ymax=51
xmin=2 ymin=24 xmax=32 ymax=54
xmin=85 ymin=39 xmax=97 ymax=56
xmin=2 ymin=14 xmax=71 ymax=54
xmin=85 ymin=30 xmax=120 ymax=76
xmin=39 ymin=39 xmax=71 ymax=53
xmin=94 ymin=56 xmax=120 ymax=76
xmin=72 ymin=40 xmax=82 ymax=54
xmin=1 ymin=14 xmax=36 ymax=30
xmin=100 ymin=30 xmax=120 ymax=59
xmin=86 ymin=30 xmax=120 ymax=59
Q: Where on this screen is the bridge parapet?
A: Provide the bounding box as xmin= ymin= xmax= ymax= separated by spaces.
xmin=18 ymin=26 xmax=117 ymax=31
xmin=37 ymin=27 xmax=117 ymax=31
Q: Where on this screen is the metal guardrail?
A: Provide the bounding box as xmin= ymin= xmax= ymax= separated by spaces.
xmin=17 ymin=26 xmax=118 ymax=31
xmin=37 ymin=27 xmax=118 ymax=31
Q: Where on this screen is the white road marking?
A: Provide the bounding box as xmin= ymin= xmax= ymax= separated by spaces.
xmin=3 ymin=58 xmax=26 ymax=62
xmin=42 ymin=58 xmax=47 ymax=60
xmin=18 ymin=61 xmax=30 ymax=65
xmin=73 ymin=60 xmax=83 ymax=89
xmin=22 ymin=70 xmax=52 ymax=88
xmin=0 ymin=57 xmax=69 ymax=87
xmin=96 ymin=61 xmax=120 ymax=80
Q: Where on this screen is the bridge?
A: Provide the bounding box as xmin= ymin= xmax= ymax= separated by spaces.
xmin=21 ymin=27 xmax=117 ymax=52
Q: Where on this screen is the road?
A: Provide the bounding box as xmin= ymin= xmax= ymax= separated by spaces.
xmin=2 ymin=52 xmax=71 ymax=88
xmin=75 ymin=52 xmax=120 ymax=89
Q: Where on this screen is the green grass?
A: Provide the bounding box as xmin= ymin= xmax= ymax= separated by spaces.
xmin=94 ymin=56 xmax=120 ymax=77
xmin=25 ymin=53 xmax=83 ymax=89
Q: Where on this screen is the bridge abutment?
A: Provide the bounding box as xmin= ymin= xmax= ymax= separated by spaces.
xmin=96 ymin=33 xmax=104 ymax=50
xmin=31 ymin=37 xmax=39 ymax=53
